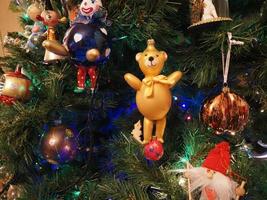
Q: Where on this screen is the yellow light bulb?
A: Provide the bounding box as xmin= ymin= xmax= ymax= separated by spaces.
xmin=48 ymin=136 xmax=58 ymax=146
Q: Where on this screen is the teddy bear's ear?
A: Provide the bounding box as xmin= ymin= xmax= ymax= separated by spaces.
xmin=161 ymin=51 xmax=168 ymax=61
xmin=136 ymin=53 xmax=142 ymax=61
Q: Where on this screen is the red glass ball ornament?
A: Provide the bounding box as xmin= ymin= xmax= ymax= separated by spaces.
xmin=201 ymin=87 xmax=249 ymax=135
xmin=144 ymin=139 xmax=164 ymax=161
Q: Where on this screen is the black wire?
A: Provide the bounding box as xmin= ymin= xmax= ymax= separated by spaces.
xmin=54 ymin=64 xmax=104 ymax=195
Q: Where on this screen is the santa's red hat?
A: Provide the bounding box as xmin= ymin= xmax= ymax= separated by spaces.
xmin=202 ymin=141 xmax=230 ymax=175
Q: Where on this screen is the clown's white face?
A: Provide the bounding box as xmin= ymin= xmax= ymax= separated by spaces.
xmin=80 ymin=0 xmax=103 ymax=17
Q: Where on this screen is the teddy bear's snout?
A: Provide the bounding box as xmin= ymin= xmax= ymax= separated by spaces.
xmin=145 ymin=56 xmax=158 ymax=67
xmin=148 ymin=56 xmax=154 ymax=62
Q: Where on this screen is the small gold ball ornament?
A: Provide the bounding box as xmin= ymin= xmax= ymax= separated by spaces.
xmin=86 ymin=49 xmax=100 ymax=62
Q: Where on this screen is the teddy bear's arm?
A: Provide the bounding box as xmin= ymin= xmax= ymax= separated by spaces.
xmin=124 ymin=73 xmax=142 ymax=91
xmin=167 ymin=71 xmax=182 ymax=88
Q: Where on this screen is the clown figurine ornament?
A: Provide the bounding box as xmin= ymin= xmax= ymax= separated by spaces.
xmin=42 ymin=0 xmax=111 ymax=93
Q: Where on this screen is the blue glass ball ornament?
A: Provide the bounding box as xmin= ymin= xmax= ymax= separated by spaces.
xmin=64 ymin=23 xmax=110 ymax=67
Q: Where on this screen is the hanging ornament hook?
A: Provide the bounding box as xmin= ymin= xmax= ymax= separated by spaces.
xmin=221 ymin=32 xmax=244 ymax=88
xmin=15 ymin=64 xmax=22 ymax=74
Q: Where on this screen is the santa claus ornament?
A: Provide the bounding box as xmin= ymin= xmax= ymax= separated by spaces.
xmin=185 ymin=142 xmax=246 ymax=200
xmin=0 ymin=67 xmax=31 ymax=105
xmin=189 ymin=0 xmax=232 ymax=29
xmin=201 ymin=32 xmax=249 ymax=135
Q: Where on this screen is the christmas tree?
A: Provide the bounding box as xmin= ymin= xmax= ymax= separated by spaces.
xmin=0 ymin=0 xmax=266 ymax=199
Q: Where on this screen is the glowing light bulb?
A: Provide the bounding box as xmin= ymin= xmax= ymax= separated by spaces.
xmin=64 ymin=145 xmax=70 ymax=151
xmin=19 ymin=85 xmax=25 ymax=92
xmin=178 ymin=176 xmax=186 ymax=187
xmin=230 ymin=131 xmax=236 ymax=136
xmin=184 ymin=113 xmax=192 ymax=122
xmin=49 ymin=136 xmax=58 ymax=146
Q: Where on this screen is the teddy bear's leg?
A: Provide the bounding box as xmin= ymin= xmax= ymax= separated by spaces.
xmin=143 ymin=117 xmax=153 ymax=144
xmin=155 ymin=117 xmax=166 ymax=143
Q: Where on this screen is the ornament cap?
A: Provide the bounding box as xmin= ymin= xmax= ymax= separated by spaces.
xmin=4 ymin=66 xmax=27 ymax=79
xmin=15 ymin=65 xmax=22 ymax=74
xmin=222 ymin=86 xmax=230 ymax=93
xmin=146 ymin=39 xmax=157 ymax=51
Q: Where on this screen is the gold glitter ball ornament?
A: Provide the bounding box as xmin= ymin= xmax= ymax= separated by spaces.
xmin=201 ymin=87 xmax=249 ymax=135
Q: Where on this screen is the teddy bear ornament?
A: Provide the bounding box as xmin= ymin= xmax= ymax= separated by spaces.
xmin=189 ymin=0 xmax=232 ymax=29
xmin=125 ymin=39 xmax=182 ymax=159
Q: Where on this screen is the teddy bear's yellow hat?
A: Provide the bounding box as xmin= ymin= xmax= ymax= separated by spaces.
xmin=145 ymin=39 xmax=157 ymax=51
